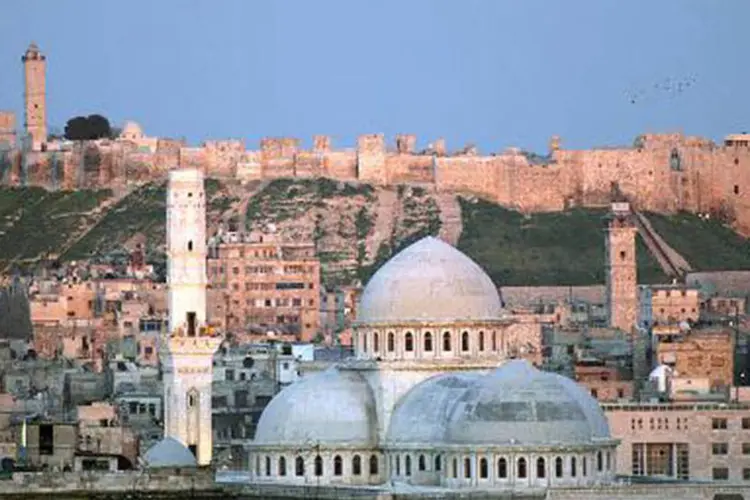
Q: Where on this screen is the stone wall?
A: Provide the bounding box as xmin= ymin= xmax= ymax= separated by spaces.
xmin=4 ymin=131 xmax=750 ymax=234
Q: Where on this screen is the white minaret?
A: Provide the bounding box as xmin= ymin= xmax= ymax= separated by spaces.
xmin=163 ymin=168 xmax=221 ymax=466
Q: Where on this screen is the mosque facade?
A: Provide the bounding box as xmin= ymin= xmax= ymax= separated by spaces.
xmin=246 ymin=237 xmax=619 ymax=493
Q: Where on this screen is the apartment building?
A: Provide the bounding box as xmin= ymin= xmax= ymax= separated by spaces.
xmin=207 ymin=231 xmax=321 ymax=341
xmin=605 ymin=401 xmax=750 ymax=482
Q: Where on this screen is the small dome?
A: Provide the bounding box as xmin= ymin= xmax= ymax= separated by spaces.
xmin=388 ymin=360 xmax=611 ymax=447
xmin=357 ymin=237 xmax=503 ymax=325
xmin=254 ymin=367 xmax=378 ymax=447
xmin=120 ymin=121 xmax=144 ymax=139
xmin=143 ymin=437 xmax=197 ymax=468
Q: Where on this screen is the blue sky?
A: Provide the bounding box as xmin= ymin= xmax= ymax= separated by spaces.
xmin=1 ymin=0 xmax=748 ymax=152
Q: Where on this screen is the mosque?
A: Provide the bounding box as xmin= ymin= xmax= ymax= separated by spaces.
xmin=247 ymin=235 xmax=619 ymax=492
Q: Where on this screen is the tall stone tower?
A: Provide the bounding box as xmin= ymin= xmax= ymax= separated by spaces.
xmin=22 ymin=42 xmax=47 ymax=151
xmin=605 ymin=201 xmax=638 ymax=333
xmin=162 ymin=168 xmax=221 ymax=466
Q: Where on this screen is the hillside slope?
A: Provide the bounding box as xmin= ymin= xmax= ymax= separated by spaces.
xmin=0 ymin=178 xmax=748 ymax=287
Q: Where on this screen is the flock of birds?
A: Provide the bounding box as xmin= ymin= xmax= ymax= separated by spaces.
xmin=626 ymin=74 xmax=698 ymax=104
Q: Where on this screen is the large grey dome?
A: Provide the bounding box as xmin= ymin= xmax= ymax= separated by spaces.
xmin=254 ymin=367 xmax=378 ymax=447
xmin=387 ymin=360 xmax=611 ymax=447
xmin=143 ymin=437 xmax=197 ymax=468
xmin=357 ymin=236 xmax=503 ymax=325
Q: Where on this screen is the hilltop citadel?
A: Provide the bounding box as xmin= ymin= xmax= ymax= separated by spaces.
xmin=1 ymin=43 xmax=750 ymax=234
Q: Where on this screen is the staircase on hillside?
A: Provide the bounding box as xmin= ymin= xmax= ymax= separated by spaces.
xmin=434 ymin=193 xmax=463 ymax=245
xmin=633 ymin=211 xmax=693 ymax=279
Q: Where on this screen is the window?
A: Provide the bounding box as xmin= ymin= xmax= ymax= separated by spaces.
xmin=314 ymin=455 xmax=323 ymax=477
xmin=744 ymin=468 xmax=750 ymax=481
xmin=597 ymin=451 xmax=603 ymax=471
xmin=424 ymin=332 xmax=432 ymax=352
xmin=405 ymin=332 xmax=414 ymax=352
xmin=517 ymin=457 xmax=527 ymax=479
xmin=405 ymin=455 xmax=412 ymax=476
xmin=555 ymin=457 xmax=563 ymax=478
xmin=396 ymin=455 xmax=400 ymax=475
xmin=388 ymin=332 xmax=395 ymax=352
xmin=591 ymin=389 xmax=598 ymax=398
xmin=452 ymin=458 xmax=458 ymax=478
xmin=461 ymin=331 xmax=470 ymax=352
xmin=418 ymin=454 xmax=426 ymax=471
xmin=735 ymin=185 xmax=740 ymax=195
xmin=743 ymin=443 xmax=750 ymax=455
xmin=571 ymin=456 xmax=577 ymax=477
xmin=742 ymin=417 xmax=750 ymax=429
xmin=712 ymin=443 xmax=729 ymax=455
xmin=443 ymin=332 xmax=451 ymax=351
xmin=582 ymin=456 xmax=587 ymax=476
xmin=39 ymin=424 xmax=54 ymax=455
xmin=498 ymin=457 xmax=507 ymax=478
xmin=369 ymin=455 xmax=378 ymax=475
xmin=278 ymin=457 xmax=286 ymax=476
xmin=479 ymin=457 xmax=488 ymax=479
xmin=713 ymin=467 xmax=729 ymax=480
xmin=620 ymin=250 xmax=626 ymax=260
xmin=536 ymin=457 xmax=546 ymax=478
xmin=362 ymin=334 xmax=367 ymax=353
xmin=333 ymin=455 xmax=342 ymax=476
xmin=712 ymin=418 xmax=728 ymax=430
xmin=352 ymin=455 xmax=362 ymax=475
xmin=371 ymin=332 xmax=379 ymax=352
xmin=295 ymin=456 xmax=304 ymax=476
xmin=434 ymin=455 xmax=441 ymax=472
xmin=188 ymin=240 xmax=193 ymax=251
xmin=265 ymin=456 xmax=271 ymax=476
xmin=676 ymin=444 xmax=689 ymax=480
xmin=479 ymin=331 xmax=485 ymax=351
xmin=464 ymin=457 xmax=471 ymax=478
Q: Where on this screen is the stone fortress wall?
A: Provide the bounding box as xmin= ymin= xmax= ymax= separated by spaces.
xmin=2 ymin=129 xmax=750 ymax=233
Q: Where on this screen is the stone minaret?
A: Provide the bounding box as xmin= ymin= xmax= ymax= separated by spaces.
xmin=605 ymin=201 xmax=638 ymax=333
xmin=22 ymin=42 xmax=47 ymax=151
xmin=162 ymin=168 xmax=221 ymax=466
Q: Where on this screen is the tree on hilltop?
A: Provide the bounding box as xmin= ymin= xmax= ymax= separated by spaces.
xmin=64 ymin=114 xmax=113 ymax=141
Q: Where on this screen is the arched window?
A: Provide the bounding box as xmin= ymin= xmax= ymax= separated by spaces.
xmin=479 ymin=457 xmax=488 ymax=479
xmin=498 ymin=457 xmax=507 ymax=478
xmin=405 ymin=332 xmax=414 ymax=352
xmin=571 ymin=456 xmax=577 ymax=477
xmin=554 ymin=457 xmax=563 ymax=478
xmin=388 ymin=332 xmax=395 ymax=352
xmin=464 ymin=457 xmax=471 ymax=478
xmin=582 ymin=456 xmax=587 ymax=476
xmin=424 ymin=332 xmax=433 ymax=352
xmin=443 ymin=332 xmax=451 ymax=351
xmin=373 ymin=332 xmax=379 ymax=352
xmin=369 ymin=454 xmax=378 ymax=475
xmin=434 ymin=455 xmax=441 ymax=472
xmin=188 ymin=240 xmax=193 ymax=251
xmin=597 ymin=451 xmax=603 ymax=472
xmin=479 ymin=331 xmax=485 ymax=351
xmin=517 ymin=457 xmax=527 ymax=479
xmin=418 ymin=454 xmax=426 ymax=471
xmin=353 ymin=455 xmax=362 ymax=476
xmin=295 ymin=456 xmax=304 ymax=476
xmin=536 ymin=457 xmax=546 ymax=478
xmin=492 ymin=331 xmax=497 ymax=351
xmin=255 ymin=455 xmax=260 ymax=476
xmin=362 ymin=334 xmax=367 ymax=353
xmin=396 ymin=455 xmax=401 ymax=475
xmin=278 ymin=456 xmax=287 ymax=476
xmin=452 ymin=458 xmax=458 ymax=478
xmin=334 ymin=455 xmax=343 ymax=476
xmin=461 ymin=331 xmax=469 ymax=352
xmin=314 ymin=455 xmax=323 ymax=477
xmin=405 ymin=455 xmax=412 ymax=476
xmin=606 ymin=451 xmax=611 ymax=470
xmin=265 ymin=456 xmax=271 ymax=476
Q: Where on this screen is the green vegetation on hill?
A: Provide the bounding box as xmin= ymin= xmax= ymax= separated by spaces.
xmin=457 ymin=198 xmax=667 ymax=286
xmin=645 ymin=211 xmax=750 ymax=271
xmin=0 ymin=187 xmax=111 ymax=266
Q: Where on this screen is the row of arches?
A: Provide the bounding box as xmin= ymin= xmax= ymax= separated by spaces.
xmin=360 ymin=329 xmax=504 ymax=356
xmin=256 ymin=453 xmax=379 ymax=478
